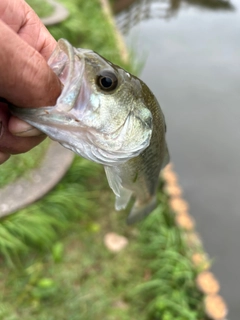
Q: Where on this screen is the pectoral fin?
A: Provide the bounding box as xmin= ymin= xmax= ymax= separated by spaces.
xmin=104 ymin=166 xmax=132 ymax=211
xmin=126 ymin=196 xmax=157 ymax=225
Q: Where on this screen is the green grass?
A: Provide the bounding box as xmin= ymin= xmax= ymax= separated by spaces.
xmin=47 ymin=0 xmax=133 ymax=71
xmin=26 ymin=0 xmax=54 ymax=18
xmin=0 ymin=139 xmax=49 ymax=188
xmin=0 ymin=1 xmax=53 ymax=189
xmin=133 ymin=200 xmax=205 ymax=320
xmin=0 ymin=0 xmax=132 ymax=189
xmin=0 ymin=0 xmax=206 ymax=319
xmin=0 ymin=158 xmax=205 ymax=319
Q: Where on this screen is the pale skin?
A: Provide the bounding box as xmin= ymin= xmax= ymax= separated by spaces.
xmin=0 ymin=0 xmax=61 ymax=164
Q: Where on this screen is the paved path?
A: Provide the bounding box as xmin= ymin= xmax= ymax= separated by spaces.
xmin=0 ymin=0 xmax=71 ymax=218
xmin=118 ymin=1 xmax=240 ymax=319
xmin=0 ymin=142 xmax=73 ymax=218
xmin=41 ymin=0 xmax=69 ymax=26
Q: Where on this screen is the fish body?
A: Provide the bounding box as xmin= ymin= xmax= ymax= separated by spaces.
xmin=105 ymin=81 xmax=169 ymax=223
xmin=10 ymin=39 xmax=169 ymax=223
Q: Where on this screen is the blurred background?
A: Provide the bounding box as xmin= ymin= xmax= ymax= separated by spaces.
xmin=1 ymin=0 xmax=239 ymax=319
xmin=114 ymin=0 xmax=240 ymax=318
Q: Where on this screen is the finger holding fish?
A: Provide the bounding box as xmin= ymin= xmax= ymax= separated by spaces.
xmin=0 ymin=102 xmax=45 ymax=165
xmin=10 ymin=39 xmax=169 ymax=223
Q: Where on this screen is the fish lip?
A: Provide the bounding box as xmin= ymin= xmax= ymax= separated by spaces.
xmin=10 ymin=39 xmax=86 ymax=119
xmin=10 ymin=104 xmax=84 ymax=132
xmin=10 ymin=39 xmax=153 ymax=166
xmin=46 ymin=39 xmax=85 ymax=113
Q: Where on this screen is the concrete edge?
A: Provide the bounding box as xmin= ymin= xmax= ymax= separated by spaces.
xmin=40 ymin=0 xmax=69 ymax=26
xmin=163 ymin=164 xmax=228 ymax=320
xmin=0 ymin=1 xmax=228 ymax=317
xmin=0 ymin=0 xmax=72 ymax=218
xmin=0 ymin=142 xmax=74 ymax=218
xmin=100 ymin=0 xmax=229 ymax=319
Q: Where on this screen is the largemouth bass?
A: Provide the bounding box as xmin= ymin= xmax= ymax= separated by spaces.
xmin=10 ymin=39 xmax=169 ymax=224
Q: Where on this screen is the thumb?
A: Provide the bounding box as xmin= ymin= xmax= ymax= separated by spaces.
xmin=0 ymin=20 xmax=61 ymax=108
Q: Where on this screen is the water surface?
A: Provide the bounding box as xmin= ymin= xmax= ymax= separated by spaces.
xmin=116 ymin=1 xmax=240 ymax=318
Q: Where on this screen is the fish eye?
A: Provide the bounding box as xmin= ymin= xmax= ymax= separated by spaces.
xmin=97 ymin=70 xmax=118 ymax=91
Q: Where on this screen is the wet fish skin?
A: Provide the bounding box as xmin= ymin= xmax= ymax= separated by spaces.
xmin=10 ymin=39 xmax=169 ymax=223
xmin=105 ymin=81 xmax=169 ymax=224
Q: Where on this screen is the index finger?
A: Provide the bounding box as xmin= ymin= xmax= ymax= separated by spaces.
xmin=0 ymin=0 xmax=56 ymax=59
xmin=0 ymin=21 xmax=61 ymax=108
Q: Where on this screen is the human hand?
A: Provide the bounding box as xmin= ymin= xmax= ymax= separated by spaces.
xmin=0 ymin=0 xmax=61 ymax=164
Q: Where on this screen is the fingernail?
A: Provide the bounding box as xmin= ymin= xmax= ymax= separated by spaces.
xmin=10 ymin=119 xmax=43 ymax=137
xmin=0 ymin=121 xmax=2 ymax=138
xmin=13 ymin=127 xmax=43 ymax=137
xmin=0 ymin=152 xmax=10 ymax=165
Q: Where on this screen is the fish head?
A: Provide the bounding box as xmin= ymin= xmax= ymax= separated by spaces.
xmin=10 ymin=39 xmax=153 ymax=165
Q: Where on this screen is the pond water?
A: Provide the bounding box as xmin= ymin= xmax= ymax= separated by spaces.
xmin=116 ymin=1 xmax=240 ymax=318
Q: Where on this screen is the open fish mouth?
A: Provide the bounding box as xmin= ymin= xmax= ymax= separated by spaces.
xmin=10 ymin=39 xmax=91 ymax=141
xmin=10 ymin=39 xmax=153 ymax=166
xmin=11 ymin=39 xmax=86 ymax=119
xmin=48 ymin=39 xmax=88 ymax=113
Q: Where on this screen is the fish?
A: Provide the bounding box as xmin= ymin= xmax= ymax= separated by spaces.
xmin=10 ymin=39 xmax=169 ymax=224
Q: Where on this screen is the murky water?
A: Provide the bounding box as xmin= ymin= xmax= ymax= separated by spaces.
xmin=116 ymin=1 xmax=240 ymax=318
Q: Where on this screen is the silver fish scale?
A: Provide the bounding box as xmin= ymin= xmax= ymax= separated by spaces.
xmin=10 ymin=39 xmax=169 ymax=224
